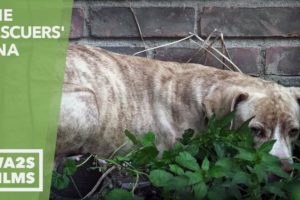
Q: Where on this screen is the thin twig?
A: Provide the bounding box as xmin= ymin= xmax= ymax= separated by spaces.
xmin=133 ymin=34 xmax=194 ymax=56
xmin=130 ymin=6 xmax=149 ymax=58
xmin=69 ymin=175 xmax=83 ymax=198
xmin=109 ymin=141 xmax=129 ymax=159
xmin=186 ymin=33 xmax=221 ymax=63
xmin=186 ymin=30 xmax=218 ymax=63
xmin=76 ymin=154 xmax=94 ymax=168
xmin=190 ymin=39 xmax=234 ymax=71
xmin=97 ymin=182 xmax=111 ymax=197
xmin=133 ymin=31 xmax=242 ymax=73
xmin=131 ymin=172 xmax=139 ymax=195
xmin=81 ymin=166 xmax=116 ymax=200
xmin=219 ymin=33 xmax=234 ymax=71
xmin=191 ymin=32 xmax=242 ymax=73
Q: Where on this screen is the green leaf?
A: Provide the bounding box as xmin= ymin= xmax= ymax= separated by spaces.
xmin=232 ymin=171 xmax=250 ymax=185
xmin=254 ymin=163 xmax=268 ymax=182
xmin=258 ymin=140 xmax=276 ymax=153
xmin=228 ymin=185 xmax=242 ymax=199
xmin=104 ymin=189 xmax=143 ymax=200
xmin=260 ymin=153 xmax=279 ymax=164
xmin=201 ymin=157 xmax=210 ymax=171
xmin=185 ymin=144 xmax=199 ymax=156
xmin=267 ymin=164 xmax=290 ymax=179
xmin=180 ymin=129 xmax=195 ymax=144
xmin=140 ymin=132 xmax=155 ymax=146
xmin=235 ymin=117 xmax=253 ymax=134
xmin=167 ymin=176 xmax=189 ymax=190
xmin=149 ymin=170 xmax=173 ymax=187
xmin=293 ymin=163 xmax=300 ymax=171
xmin=213 ymin=141 xmax=224 ymax=157
xmin=51 ymin=171 xmax=70 ymax=190
xmin=175 ymin=152 xmax=200 ymax=171
xmin=207 ymin=114 xmax=217 ymax=132
xmin=63 ymin=159 xmax=77 ymax=176
xmin=193 ymin=182 xmax=207 ymax=200
xmin=115 ymin=155 xmax=130 ymax=162
xmin=215 ymin=158 xmax=233 ymax=171
xmin=125 ymin=129 xmax=139 ymax=145
xmin=235 ymin=117 xmax=254 ymax=146
xmin=185 ymin=171 xmax=203 ymax=185
xmin=251 ymin=187 xmax=262 ymax=200
xmin=132 ymin=146 xmax=159 ymax=165
xmin=169 ymin=164 xmax=184 ymax=175
xmin=217 ymin=111 xmax=235 ymax=128
xmin=263 ymin=183 xmax=286 ymax=198
xmin=207 ymin=188 xmax=224 ymax=200
xmin=174 ymin=142 xmax=184 ymax=151
xmin=209 ymin=166 xmax=227 ymax=178
xmin=162 ymin=150 xmax=175 ymax=162
xmin=234 ymin=148 xmax=257 ymax=162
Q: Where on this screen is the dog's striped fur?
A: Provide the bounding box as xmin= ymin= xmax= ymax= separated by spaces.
xmin=56 ymin=45 xmax=300 ymax=170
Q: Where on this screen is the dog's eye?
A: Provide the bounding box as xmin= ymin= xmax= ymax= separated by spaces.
xmin=289 ymin=128 xmax=299 ymax=138
xmin=250 ymin=127 xmax=264 ymax=138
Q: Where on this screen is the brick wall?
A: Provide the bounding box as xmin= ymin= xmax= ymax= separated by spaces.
xmin=70 ymin=0 xmax=300 ymax=86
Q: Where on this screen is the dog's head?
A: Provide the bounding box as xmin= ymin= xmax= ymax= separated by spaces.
xmin=204 ymin=85 xmax=300 ymax=172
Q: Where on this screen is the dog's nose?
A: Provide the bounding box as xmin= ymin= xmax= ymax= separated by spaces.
xmin=280 ymin=159 xmax=293 ymax=173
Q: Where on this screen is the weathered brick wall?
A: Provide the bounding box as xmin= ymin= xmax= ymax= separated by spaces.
xmin=70 ymin=0 xmax=300 ymax=86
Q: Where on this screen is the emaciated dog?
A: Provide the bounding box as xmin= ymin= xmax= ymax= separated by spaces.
xmin=56 ymin=45 xmax=300 ymax=172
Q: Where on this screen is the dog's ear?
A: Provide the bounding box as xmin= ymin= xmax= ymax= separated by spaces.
xmin=203 ymin=87 xmax=249 ymax=118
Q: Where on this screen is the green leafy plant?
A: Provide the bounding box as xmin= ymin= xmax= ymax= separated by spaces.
xmin=52 ymin=113 xmax=300 ymax=200
xmin=52 ymin=159 xmax=77 ymax=190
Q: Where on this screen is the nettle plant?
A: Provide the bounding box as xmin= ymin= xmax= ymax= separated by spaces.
xmin=52 ymin=113 xmax=300 ymax=200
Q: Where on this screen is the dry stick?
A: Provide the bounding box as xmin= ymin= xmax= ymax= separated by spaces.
xmin=203 ymin=31 xmax=234 ymax=71
xmin=186 ymin=47 xmax=205 ymax=63
xmin=191 ymin=33 xmax=232 ymax=69
xmin=221 ymin=39 xmax=226 ymax=70
xmin=220 ymin=33 xmax=233 ymax=62
xmin=186 ymin=29 xmax=222 ymax=63
xmin=130 ymin=7 xmax=149 ymax=58
xmin=219 ymin=33 xmax=235 ymax=71
xmin=131 ymin=172 xmax=140 ymax=195
xmin=98 ymin=182 xmax=111 ymax=197
xmin=133 ymin=34 xmax=195 ymax=56
xmin=186 ymin=30 xmax=218 ymax=63
xmin=186 ymin=33 xmax=221 ymax=63
xmin=82 ymin=166 xmax=116 ymax=200
xmin=198 ymin=30 xmax=234 ymax=71
xmin=190 ymin=39 xmax=234 ymax=71
xmin=191 ymin=32 xmax=242 ymax=73
xmin=109 ymin=141 xmax=129 ymax=159
xmin=69 ymin=176 xmax=83 ymax=199
xmin=76 ymin=154 xmax=93 ymax=168
xmin=133 ymin=31 xmax=242 ymax=73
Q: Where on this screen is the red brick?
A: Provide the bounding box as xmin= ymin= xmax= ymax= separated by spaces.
xmin=70 ymin=8 xmax=85 ymax=39
xmin=201 ymin=7 xmax=300 ymax=37
xmin=228 ymin=48 xmax=261 ymax=74
xmin=90 ymin=7 xmax=138 ymax=38
xmin=134 ymin=7 xmax=195 ymax=37
xmin=89 ymin=7 xmax=195 ymax=38
xmin=266 ymin=46 xmax=300 ymax=75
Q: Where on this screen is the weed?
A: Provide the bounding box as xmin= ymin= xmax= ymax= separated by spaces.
xmin=52 ymin=113 xmax=300 ymax=200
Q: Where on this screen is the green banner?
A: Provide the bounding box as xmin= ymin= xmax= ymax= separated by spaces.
xmin=0 ymin=0 xmax=72 ymax=199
